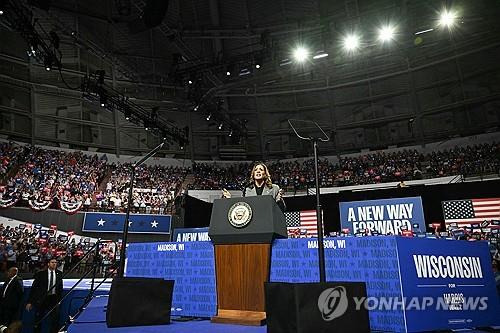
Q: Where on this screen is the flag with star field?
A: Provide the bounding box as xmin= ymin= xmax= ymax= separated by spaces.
xmin=285 ymin=210 xmax=321 ymax=237
xmin=442 ymin=198 xmax=500 ymax=226
xmin=83 ymin=212 xmax=171 ymax=234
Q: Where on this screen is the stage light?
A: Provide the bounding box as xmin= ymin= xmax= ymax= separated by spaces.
xmin=99 ymin=94 xmax=107 ymax=107
xmin=343 ymin=34 xmax=360 ymax=52
xmin=188 ymin=80 xmax=193 ymax=84
xmin=0 ymin=10 xmax=4 ymax=15
xmin=44 ymin=55 xmax=54 ymax=71
xmin=218 ymin=123 xmax=223 ymax=130
xmin=239 ymin=68 xmax=251 ymax=76
xmin=378 ymin=25 xmax=395 ymax=42
xmin=415 ymin=28 xmax=434 ymax=35
xmin=226 ymin=71 xmax=231 ymax=76
xmin=124 ymin=106 xmax=131 ymax=120
xmin=292 ymin=46 xmax=309 ymax=63
xmin=206 ymin=113 xmax=211 ymax=121
xmin=228 ymin=130 xmax=233 ymax=137
xmin=279 ymin=58 xmax=292 ymax=66
xmin=439 ymin=9 xmax=457 ymax=28
xmin=255 ymin=64 xmax=261 ymax=69
xmin=312 ymin=51 xmax=328 ymax=59
xmin=193 ymin=105 xmax=199 ymax=111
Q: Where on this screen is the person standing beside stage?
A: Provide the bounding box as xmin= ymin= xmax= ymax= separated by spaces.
xmin=25 ymin=258 xmax=63 ymax=333
xmin=222 ymin=162 xmax=286 ymax=211
xmin=0 ymin=267 xmax=23 ymax=327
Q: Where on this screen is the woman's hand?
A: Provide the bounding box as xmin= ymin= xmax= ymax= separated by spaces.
xmin=275 ymin=189 xmax=283 ymax=202
xmin=222 ymin=188 xmax=231 ymax=198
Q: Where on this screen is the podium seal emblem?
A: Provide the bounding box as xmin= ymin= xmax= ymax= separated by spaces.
xmin=228 ymin=202 xmax=252 ymax=228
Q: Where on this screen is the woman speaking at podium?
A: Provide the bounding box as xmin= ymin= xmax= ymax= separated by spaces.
xmin=222 ymin=162 xmax=286 ymax=211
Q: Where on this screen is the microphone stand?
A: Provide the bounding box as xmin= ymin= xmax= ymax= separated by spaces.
xmin=118 ymin=139 xmax=166 ymax=277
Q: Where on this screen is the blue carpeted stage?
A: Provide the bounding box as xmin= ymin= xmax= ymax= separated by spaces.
xmin=67 ymin=295 xmax=499 ymax=333
xmin=68 ymin=296 xmax=266 ymax=333
xmin=20 ymin=279 xmax=110 ymax=333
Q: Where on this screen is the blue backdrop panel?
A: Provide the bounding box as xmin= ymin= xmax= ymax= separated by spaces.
xmin=123 ymin=237 xmax=498 ymax=332
xmin=83 ymin=212 xmax=171 ymax=234
xmin=396 ymin=237 xmax=500 ymax=332
xmin=339 ymin=197 xmax=425 ymax=235
xmin=125 ymin=241 xmax=216 ymax=318
xmin=269 ymin=237 xmax=405 ymax=332
xmin=172 ymin=227 xmax=210 ymax=242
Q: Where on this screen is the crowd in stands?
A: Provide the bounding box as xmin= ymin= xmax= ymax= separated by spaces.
xmin=0 ymin=143 xmax=24 ymax=180
xmin=1 ymin=147 xmax=106 ymax=206
xmin=192 ymin=162 xmax=249 ymax=190
xmin=0 ymin=143 xmax=189 ymax=214
xmin=0 ymin=141 xmax=498 ymax=213
xmin=190 ymin=143 xmax=499 ymax=191
xmin=95 ymin=163 xmax=188 ymax=214
xmin=427 ymin=143 xmax=499 ymax=177
xmin=0 ymin=224 xmax=116 ymax=275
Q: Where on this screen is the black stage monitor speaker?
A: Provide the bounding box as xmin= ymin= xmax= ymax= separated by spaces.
xmin=265 ymin=282 xmax=370 ymax=333
xmin=106 ymin=277 xmax=174 ymax=327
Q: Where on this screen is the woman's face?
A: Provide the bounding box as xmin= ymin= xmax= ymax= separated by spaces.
xmin=253 ymin=164 xmax=266 ymax=181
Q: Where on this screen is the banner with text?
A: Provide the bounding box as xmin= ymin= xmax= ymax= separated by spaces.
xmin=126 ymin=241 xmax=216 ymax=318
xmin=340 ymin=197 xmax=425 ymax=235
xmin=396 ymin=237 xmax=500 ymax=331
xmin=83 ymin=212 xmax=171 ymax=234
xmin=172 ymin=227 xmax=210 ymax=242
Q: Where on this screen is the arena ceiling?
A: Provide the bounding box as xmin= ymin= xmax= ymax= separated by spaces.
xmin=0 ymin=0 xmax=499 ymax=159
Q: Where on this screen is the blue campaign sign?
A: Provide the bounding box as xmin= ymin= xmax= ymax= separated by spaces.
xmin=396 ymin=237 xmax=500 ymax=332
xmin=83 ymin=212 xmax=171 ymax=234
xmin=339 ymin=196 xmax=425 ymax=235
xmin=125 ymin=241 xmax=216 ymax=318
xmin=270 ymin=237 xmax=406 ymax=332
xmin=172 ymin=227 xmax=210 ymax=242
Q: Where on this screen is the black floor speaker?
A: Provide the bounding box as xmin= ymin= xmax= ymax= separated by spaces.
xmin=265 ymin=282 xmax=370 ymax=333
xmin=106 ymin=277 xmax=174 ymax=327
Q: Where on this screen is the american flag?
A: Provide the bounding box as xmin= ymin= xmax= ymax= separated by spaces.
xmin=442 ymin=198 xmax=500 ymax=226
xmin=285 ymin=210 xmax=321 ymax=237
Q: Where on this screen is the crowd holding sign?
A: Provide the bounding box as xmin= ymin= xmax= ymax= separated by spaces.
xmin=339 ymin=197 xmax=425 ymax=235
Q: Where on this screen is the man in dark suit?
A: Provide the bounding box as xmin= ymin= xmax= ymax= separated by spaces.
xmin=26 ymin=258 xmax=63 ymax=333
xmin=0 ymin=267 xmax=23 ymax=326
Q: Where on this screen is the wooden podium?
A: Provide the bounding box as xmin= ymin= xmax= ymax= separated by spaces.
xmin=208 ymin=196 xmax=287 ymax=326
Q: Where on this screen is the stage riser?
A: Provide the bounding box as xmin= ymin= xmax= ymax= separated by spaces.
xmin=125 ymin=237 xmax=500 ymax=332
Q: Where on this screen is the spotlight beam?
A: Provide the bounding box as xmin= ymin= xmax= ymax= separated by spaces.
xmin=439 ymin=9 xmax=457 ymax=28
xmin=292 ymin=46 xmax=309 ymax=63
xmin=378 ymin=25 xmax=396 ymax=42
xmin=343 ymin=34 xmax=360 ymax=52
